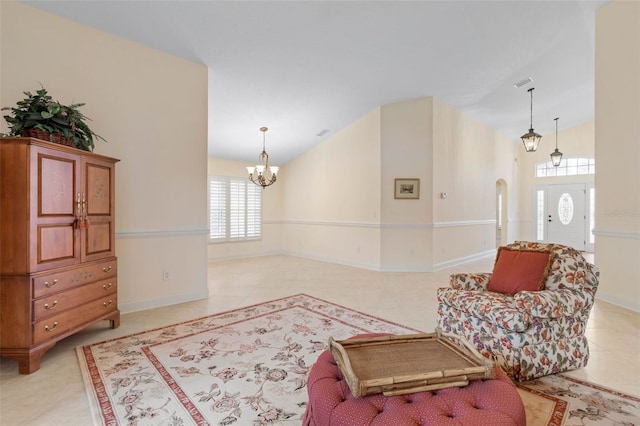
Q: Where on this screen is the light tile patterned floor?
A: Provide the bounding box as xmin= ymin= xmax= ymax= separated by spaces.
xmin=0 ymin=254 xmax=638 ymax=425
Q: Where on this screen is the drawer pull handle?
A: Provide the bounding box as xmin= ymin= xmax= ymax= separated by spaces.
xmin=44 ymin=279 xmax=58 ymax=288
xmin=102 ymin=266 xmax=112 ymax=273
xmin=44 ymin=301 xmax=58 ymax=310
xmin=103 ymin=300 xmax=113 ymax=307
xmin=44 ymin=322 xmax=58 ymax=332
xmin=103 ymin=282 xmax=113 ymax=290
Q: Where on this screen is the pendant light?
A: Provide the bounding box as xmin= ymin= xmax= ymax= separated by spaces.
xmin=550 ymin=117 xmax=563 ymax=166
xmin=521 ymin=87 xmax=542 ymax=152
xmin=247 ymin=127 xmax=279 ymax=188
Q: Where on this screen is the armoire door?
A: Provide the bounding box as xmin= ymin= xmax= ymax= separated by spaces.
xmin=81 ymin=157 xmax=116 ymax=262
xmin=31 ymin=146 xmax=82 ymax=271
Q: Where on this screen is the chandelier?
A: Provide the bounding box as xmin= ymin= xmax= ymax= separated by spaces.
xmin=521 ymin=87 xmax=542 ymax=152
xmin=550 ymin=117 xmax=563 ymax=166
xmin=247 ymin=127 xmax=279 ymax=188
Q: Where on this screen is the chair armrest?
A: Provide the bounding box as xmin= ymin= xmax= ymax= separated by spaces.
xmin=515 ymin=288 xmax=591 ymax=319
xmin=449 ymin=273 xmax=492 ymax=291
xmin=437 ymin=288 xmax=530 ymax=332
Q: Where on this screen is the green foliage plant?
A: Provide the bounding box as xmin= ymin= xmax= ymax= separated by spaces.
xmin=2 ymin=87 xmax=106 ymax=152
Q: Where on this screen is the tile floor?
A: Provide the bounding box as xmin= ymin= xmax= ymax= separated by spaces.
xmin=0 ymin=254 xmax=638 ymax=425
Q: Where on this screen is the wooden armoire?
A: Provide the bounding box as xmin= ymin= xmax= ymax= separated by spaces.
xmin=0 ymin=137 xmax=120 ymax=374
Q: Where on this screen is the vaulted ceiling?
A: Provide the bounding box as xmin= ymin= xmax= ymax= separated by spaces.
xmin=22 ymin=0 xmax=607 ymax=164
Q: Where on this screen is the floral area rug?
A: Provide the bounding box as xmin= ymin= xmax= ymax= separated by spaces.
xmin=77 ymin=294 xmax=640 ymax=425
xmin=517 ymin=375 xmax=640 ymax=426
xmin=77 ymin=294 xmax=418 ymax=425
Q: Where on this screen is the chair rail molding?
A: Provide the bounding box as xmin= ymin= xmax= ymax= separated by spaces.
xmin=592 ymin=229 xmax=640 ymax=240
xmin=274 ymin=219 xmax=496 ymax=229
xmin=116 ymin=228 xmax=209 ymax=239
xmin=432 ymin=219 xmax=496 ymax=228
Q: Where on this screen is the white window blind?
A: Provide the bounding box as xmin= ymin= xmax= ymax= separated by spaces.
xmin=209 ymin=176 xmax=262 ymax=242
xmin=209 ymin=178 xmax=227 ymax=240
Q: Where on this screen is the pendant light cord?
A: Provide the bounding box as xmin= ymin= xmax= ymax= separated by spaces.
xmin=260 ymin=127 xmax=268 ymax=153
xmin=529 ymin=88 xmax=534 ymax=129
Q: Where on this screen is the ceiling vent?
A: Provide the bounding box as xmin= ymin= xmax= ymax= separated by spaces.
xmin=514 ymin=77 xmax=534 ymax=88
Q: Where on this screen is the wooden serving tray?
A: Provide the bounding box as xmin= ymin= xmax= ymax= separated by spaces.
xmin=328 ymin=329 xmax=495 ymax=397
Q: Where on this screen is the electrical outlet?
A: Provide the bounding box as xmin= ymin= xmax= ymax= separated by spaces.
xmin=162 ymin=270 xmax=170 ymax=281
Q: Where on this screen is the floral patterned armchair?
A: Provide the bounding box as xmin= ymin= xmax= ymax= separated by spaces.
xmin=436 ymin=241 xmax=599 ymax=381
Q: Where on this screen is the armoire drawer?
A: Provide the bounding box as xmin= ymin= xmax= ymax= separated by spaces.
xmin=33 ymin=295 xmax=118 ymax=345
xmin=33 ymin=278 xmax=117 ymax=321
xmin=32 ymin=259 xmax=117 ymax=298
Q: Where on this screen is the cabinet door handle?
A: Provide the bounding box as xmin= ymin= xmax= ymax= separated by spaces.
xmin=44 ymin=322 xmax=58 ymax=332
xmin=44 ymin=279 xmax=58 ymax=288
xmin=102 ymin=266 xmax=112 ymax=273
xmin=81 ymin=193 xmax=90 ymax=228
xmin=76 ymin=192 xmax=82 ymax=226
xmin=102 ymin=282 xmax=113 ymax=290
xmin=81 ymin=192 xmax=86 ymax=221
xmin=103 ymin=300 xmax=113 ymax=308
xmin=44 ymin=301 xmax=58 ymax=310
xmin=76 ymin=192 xmax=90 ymax=229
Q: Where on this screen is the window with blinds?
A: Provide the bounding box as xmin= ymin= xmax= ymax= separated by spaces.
xmin=209 ymin=176 xmax=262 ymax=242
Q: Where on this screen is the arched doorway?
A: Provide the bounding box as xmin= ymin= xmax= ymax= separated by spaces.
xmin=496 ymin=179 xmax=508 ymax=246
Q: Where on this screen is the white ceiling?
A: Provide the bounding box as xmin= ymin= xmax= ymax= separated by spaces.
xmin=22 ymin=0 xmax=607 ymax=165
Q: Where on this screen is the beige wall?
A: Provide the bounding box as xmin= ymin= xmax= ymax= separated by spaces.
xmin=1 ymin=1 xmax=210 ymax=313
xmin=431 ymin=97 xmax=509 ymax=265
xmin=208 ymin=109 xmax=380 ymax=269
xmin=380 ymin=97 xmax=433 ymax=270
xmin=377 ymin=96 xmax=511 ymax=270
xmin=208 ymin=109 xmax=383 ymax=270
xmin=280 ymin=108 xmax=383 ymax=269
xmin=494 ymin=129 xmax=522 ymax=246
xmin=594 ymin=1 xmax=640 ymax=311
xmin=210 ymin=96 xmax=519 ymax=272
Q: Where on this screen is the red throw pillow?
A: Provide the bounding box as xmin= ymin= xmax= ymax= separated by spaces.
xmin=487 ymin=247 xmax=554 ymax=295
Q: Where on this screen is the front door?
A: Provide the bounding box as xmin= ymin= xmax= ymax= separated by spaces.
xmin=546 ymin=184 xmax=586 ymax=250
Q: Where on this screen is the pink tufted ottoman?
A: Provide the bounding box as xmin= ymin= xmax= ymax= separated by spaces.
xmin=303 ymin=335 xmax=525 ymax=426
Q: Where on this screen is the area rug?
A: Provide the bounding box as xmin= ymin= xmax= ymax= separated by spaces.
xmin=77 ymin=294 xmax=640 ymax=426
xmin=517 ymin=375 xmax=640 ymax=426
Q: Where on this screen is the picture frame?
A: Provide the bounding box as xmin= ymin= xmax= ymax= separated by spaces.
xmin=394 ymin=178 xmax=420 ymax=199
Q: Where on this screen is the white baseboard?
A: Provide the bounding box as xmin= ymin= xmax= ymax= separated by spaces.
xmin=119 ymin=289 xmax=210 ymax=314
xmin=209 ymin=249 xmax=497 ymax=273
xmin=208 ymin=251 xmax=281 ymax=263
xmin=210 ymin=249 xmax=384 ymax=271
xmin=596 ymin=291 xmax=640 ymax=313
xmin=378 ymin=265 xmax=434 ymax=272
xmin=279 ymin=250 xmax=382 ymax=271
xmin=432 ymin=249 xmax=497 ymax=271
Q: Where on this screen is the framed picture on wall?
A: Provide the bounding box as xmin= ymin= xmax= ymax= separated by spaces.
xmin=394 ymin=178 xmax=420 ymax=199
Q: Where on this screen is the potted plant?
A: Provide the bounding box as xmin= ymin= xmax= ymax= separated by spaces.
xmin=2 ymin=87 xmax=106 ymax=152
